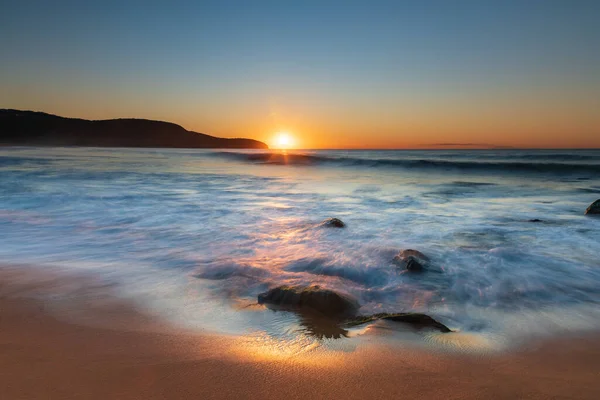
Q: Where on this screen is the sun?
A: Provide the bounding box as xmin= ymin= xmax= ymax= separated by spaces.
xmin=274 ymin=131 xmax=295 ymax=149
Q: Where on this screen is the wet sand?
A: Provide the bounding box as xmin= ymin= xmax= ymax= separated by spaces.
xmin=1 ymin=266 xmax=600 ymax=399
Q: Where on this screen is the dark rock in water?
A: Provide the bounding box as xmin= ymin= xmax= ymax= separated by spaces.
xmin=585 ymin=199 xmax=600 ymax=215
xmin=397 ymin=249 xmax=430 ymax=261
xmin=382 ymin=313 xmax=451 ymax=332
xmin=257 ymin=285 xmax=358 ymax=318
xmin=393 ymin=249 xmax=430 ymax=272
xmin=345 ymin=313 xmax=451 ymax=333
xmin=258 ymin=286 xmax=451 ymax=338
xmin=529 ymin=219 xmax=543 ymax=223
xmin=405 ymin=258 xmax=424 ymax=272
xmin=321 ymin=218 xmax=346 ymax=228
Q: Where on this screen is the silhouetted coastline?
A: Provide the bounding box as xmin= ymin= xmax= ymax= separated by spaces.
xmin=0 ymin=109 xmax=268 ymax=149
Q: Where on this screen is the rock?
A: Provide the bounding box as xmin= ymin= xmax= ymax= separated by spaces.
xmin=258 ymin=286 xmax=452 ymax=338
xmin=321 ymin=218 xmax=346 ymax=228
xmin=405 ymin=258 xmax=424 ymax=272
xmin=585 ymin=199 xmax=600 ymax=215
xmin=345 ymin=313 xmax=451 ymax=333
xmin=393 ymin=249 xmax=430 ymax=272
xmin=257 ymin=285 xmax=359 ymax=318
xmin=397 ymin=249 xmax=430 ymax=261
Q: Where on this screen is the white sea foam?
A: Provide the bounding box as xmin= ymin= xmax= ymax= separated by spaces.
xmin=1 ymin=147 xmax=600 ymax=349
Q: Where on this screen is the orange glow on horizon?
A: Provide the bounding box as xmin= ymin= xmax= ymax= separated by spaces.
xmin=271 ymin=131 xmax=296 ymax=149
xmin=10 ymin=103 xmax=599 ymax=150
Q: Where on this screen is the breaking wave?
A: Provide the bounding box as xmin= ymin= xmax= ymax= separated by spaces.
xmin=211 ymin=151 xmax=600 ymax=174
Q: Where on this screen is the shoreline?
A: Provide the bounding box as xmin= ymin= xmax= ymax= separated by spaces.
xmin=2 ymin=265 xmax=600 ymax=399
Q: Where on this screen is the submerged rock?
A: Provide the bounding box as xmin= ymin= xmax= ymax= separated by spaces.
xmin=257 ymin=285 xmax=359 ymax=317
xmin=345 ymin=313 xmax=451 ymax=333
xmin=321 ymin=218 xmax=346 ymax=228
xmin=585 ymin=199 xmax=600 ymax=215
xmin=393 ymin=249 xmax=430 ymax=272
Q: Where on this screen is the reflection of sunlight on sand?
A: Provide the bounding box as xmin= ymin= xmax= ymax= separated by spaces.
xmin=424 ymin=331 xmax=500 ymax=353
xmin=232 ymin=331 xmax=329 ymax=364
xmin=231 ymin=327 xmax=361 ymax=366
xmin=230 ymin=323 xmax=503 ymax=367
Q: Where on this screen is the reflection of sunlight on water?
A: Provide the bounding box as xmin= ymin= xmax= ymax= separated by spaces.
xmin=233 ymin=217 xmax=386 ymax=297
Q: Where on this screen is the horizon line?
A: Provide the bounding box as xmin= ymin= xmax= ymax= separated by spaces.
xmin=3 ymin=108 xmax=600 ymax=151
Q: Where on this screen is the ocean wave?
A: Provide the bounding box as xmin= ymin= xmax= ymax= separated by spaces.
xmin=211 ymin=151 xmax=321 ymax=165
xmin=493 ymin=153 xmax=600 ymax=161
xmin=210 ymin=151 xmax=600 ymax=174
xmin=0 ymin=156 xmax=56 ymax=167
xmin=284 ymin=257 xmax=389 ymax=286
xmin=3 ymin=147 xmax=600 ymax=344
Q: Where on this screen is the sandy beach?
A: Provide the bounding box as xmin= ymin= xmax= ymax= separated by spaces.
xmin=1 ymin=266 xmax=599 ymax=400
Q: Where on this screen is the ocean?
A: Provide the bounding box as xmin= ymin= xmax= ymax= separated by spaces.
xmin=1 ymin=147 xmax=600 ymax=351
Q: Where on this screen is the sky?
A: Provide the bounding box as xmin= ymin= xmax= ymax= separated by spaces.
xmin=1 ymin=0 xmax=599 ymax=149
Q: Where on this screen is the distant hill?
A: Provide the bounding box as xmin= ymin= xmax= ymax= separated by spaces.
xmin=0 ymin=109 xmax=268 ymax=149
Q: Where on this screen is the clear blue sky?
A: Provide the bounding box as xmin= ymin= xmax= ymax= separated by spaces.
xmin=1 ymin=0 xmax=599 ymax=148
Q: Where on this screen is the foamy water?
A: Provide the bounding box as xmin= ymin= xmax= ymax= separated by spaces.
xmin=1 ymin=147 xmax=600 ymax=351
